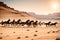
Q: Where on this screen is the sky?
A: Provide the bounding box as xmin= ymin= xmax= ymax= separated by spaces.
xmin=0 ymin=0 xmax=60 ymax=15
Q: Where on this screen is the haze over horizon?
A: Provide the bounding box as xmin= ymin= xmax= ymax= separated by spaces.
xmin=0 ymin=0 xmax=60 ymax=15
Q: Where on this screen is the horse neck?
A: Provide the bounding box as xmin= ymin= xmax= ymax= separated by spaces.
xmin=17 ymin=20 xmax=20 ymax=22
xmin=48 ymin=22 xmax=51 ymax=24
xmin=26 ymin=21 xmax=29 ymax=23
xmin=7 ymin=20 xmax=10 ymax=22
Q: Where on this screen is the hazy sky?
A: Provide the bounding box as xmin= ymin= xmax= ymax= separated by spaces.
xmin=0 ymin=0 xmax=60 ymax=15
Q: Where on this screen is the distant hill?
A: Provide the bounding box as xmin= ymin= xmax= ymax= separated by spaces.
xmin=28 ymin=12 xmax=60 ymax=20
xmin=0 ymin=1 xmax=38 ymax=21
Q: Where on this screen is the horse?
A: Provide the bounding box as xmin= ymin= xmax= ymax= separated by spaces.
xmin=39 ymin=21 xmax=44 ymax=26
xmin=15 ymin=19 xmax=21 ymax=25
xmin=44 ymin=21 xmax=51 ymax=27
xmin=50 ymin=22 xmax=58 ymax=26
xmin=27 ymin=20 xmax=34 ymax=27
xmin=0 ymin=19 xmax=11 ymax=26
xmin=10 ymin=19 xmax=16 ymax=26
xmin=19 ymin=20 xmax=30 ymax=27
xmin=25 ymin=20 xmax=31 ymax=26
xmin=13 ymin=19 xmax=21 ymax=27
xmin=33 ymin=21 xmax=38 ymax=27
xmin=0 ymin=21 xmax=4 ymax=25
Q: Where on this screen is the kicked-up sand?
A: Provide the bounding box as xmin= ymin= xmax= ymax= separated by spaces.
xmin=0 ymin=23 xmax=60 ymax=40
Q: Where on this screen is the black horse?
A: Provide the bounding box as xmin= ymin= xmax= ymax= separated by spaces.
xmin=39 ymin=21 xmax=44 ymax=26
xmin=19 ymin=20 xmax=30 ymax=26
xmin=15 ymin=19 xmax=21 ymax=25
xmin=33 ymin=21 xmax=38 ymax=27
xmin=10 ymin=19 xmax=16 ymax=26
xmin=50 ymin=22 xmax=58 ymax=26
xmin=44 ymin=21 xmax=51 ymax=27
xmin=0 ymin=19 xmax=11 ymax=26
xmin=27 ymin=20 xmax=34 ymax=27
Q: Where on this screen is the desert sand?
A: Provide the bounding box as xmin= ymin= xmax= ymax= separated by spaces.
xmin=0 ymin=23 xmax=60 ymax=40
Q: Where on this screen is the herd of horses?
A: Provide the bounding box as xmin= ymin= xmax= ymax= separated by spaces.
xmin=0 ymin=19 xmax=58 ymax=27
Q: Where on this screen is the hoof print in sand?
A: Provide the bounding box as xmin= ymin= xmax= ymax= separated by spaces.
xmin=17 ymin=37 xmax=21 ymax=39
xmin=0 ymin=33 xmax=3 ymax=35
xmin=52 ymin=31 xmax=55 ymax=33
xmin=34 ymin=34 xmax=37 ymax=36
xmin=27 ymin=29 xmax=30 ymax=31
xmin=35 ymin=31 xmax=38 ymax=32
xmin=56 ymin=38 xmax=60 ymax=40
xmin=13 ymin=32 xmax=15 ymax=33
xmin=47 ymin=32 xmax=50 ymax=33
xmin=25 ymin=36 xmax=29 ymax=38
xmin=0 ymin=37 xmax=2 ymax=39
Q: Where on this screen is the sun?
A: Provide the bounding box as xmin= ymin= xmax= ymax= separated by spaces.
xmin=51 ymin=3 xmax=58 ymax=10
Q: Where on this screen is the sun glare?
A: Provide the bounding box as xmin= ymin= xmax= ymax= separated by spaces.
xmin=51 ymin=3 xmax=58 ymax=10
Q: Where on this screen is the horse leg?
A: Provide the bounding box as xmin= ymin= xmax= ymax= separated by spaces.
xmin=39 ymin=24 xmax=41 ymax=26
xmin=54 ymin=24 xmax=56 ymax=27
xmin=33 ymin=25 xmax=36 ymax=28
xmin=27 ymin=25 xmax=30 ymax=27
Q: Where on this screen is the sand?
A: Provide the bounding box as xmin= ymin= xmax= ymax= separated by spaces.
xmin=0 ymin=24 xmax=60 ymax=40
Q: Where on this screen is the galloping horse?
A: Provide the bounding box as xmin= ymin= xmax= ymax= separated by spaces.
xmin=50 ymin=22 xmax=58 ymax=26
xmin=27 ymin=20 xmax=34 ymax=27
xmin=33 ymin=21 xmax=38 ymax=27
xmin=15 ymin=19 xmax=21 ymax=25
xmin=0 ymin=19 xmax=11 ymax=26
xmin=39 ymin=21 xmax=44 ymax=26
xmin=10 ymin=19 xmax=16 ymax=26
xmin=44 ymin=21 xmax=51 ymax=27
xmin=25 ymin=20 xmax=30 ymax=26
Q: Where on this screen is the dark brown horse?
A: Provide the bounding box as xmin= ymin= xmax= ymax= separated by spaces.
xmin=33 ymin=21 xmax=38 ymax=27
xmin=19 ymin=20 xmax=30 ymax=26
xmin=50 ymin=22 xmax=58 ymax=26
xmin=10 ymin=19 xmax=16 ymax=26
xmin=27 ymin=20 xmax=34 ymax=27
xmin=0 ymin=19 xmax=10 ymax=26
xmin=44 ymin=21 xmax=51 ymax=27
xmin=39 ymin=21 xmax=44 ymax=26
xmin=15 ymin=19 xmax=21 ymax=25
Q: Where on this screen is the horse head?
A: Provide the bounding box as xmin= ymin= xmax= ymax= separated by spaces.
xmin=48 ymin=21 xmax=51 ymax=23
xmin=26 ymin=19 xmax=30 ymax=23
